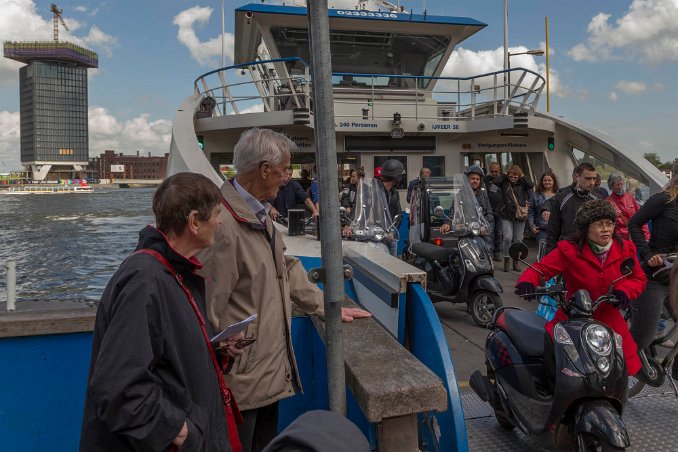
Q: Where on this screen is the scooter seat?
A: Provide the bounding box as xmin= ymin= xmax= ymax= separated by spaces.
xmin=496 ymin=309 xmax=548 ymax=357
xmin=412 ymin=241 xmax=455 ymax=261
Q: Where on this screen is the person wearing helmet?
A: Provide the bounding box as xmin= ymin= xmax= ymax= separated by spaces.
xmin=440 ymin=165 xmax=493 ymax=250
xmin=516 ymin=200 xmax=647 ymax=376
xmin=342 ymin=159 xmax=405 ymax=256
xmin=379 ymin=159 xmax=404 ymax=255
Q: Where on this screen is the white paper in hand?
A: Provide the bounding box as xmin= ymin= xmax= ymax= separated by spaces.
xmin=211 ymin=314 xmax=257 ymax=343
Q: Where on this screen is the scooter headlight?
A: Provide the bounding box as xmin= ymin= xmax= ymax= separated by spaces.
xmin=469 ymin=221 xmax=481 ymax=236
xmin=584 ymin=324 xmax=612 ymax=356
xmin=369 ymin=226 xmax=385 ymax=241
xmin=595 ymin=355 xmax=611 ymax=373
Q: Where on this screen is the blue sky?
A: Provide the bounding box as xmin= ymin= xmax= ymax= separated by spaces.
xmin=1 ymin=0 xmax=676 ymax=171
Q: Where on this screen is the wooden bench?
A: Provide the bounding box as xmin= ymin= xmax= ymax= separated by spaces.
xmin=312 ymin=300 xmax=448 ymax=452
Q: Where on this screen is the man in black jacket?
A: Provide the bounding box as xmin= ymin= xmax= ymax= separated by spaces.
xmin=81 ymin=173 xmax=243 ymax=452
xmin=543 ymin=162 xmax=599 ymax=254
xmin=485 ymin=162 xmax=503 ymax=261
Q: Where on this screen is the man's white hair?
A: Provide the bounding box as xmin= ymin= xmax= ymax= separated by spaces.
xmin=233 ymin=128 xmax=296 ymax=174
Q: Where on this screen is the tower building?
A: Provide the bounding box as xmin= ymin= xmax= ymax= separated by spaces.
xmin=3 ymin=6 xmax=98 ymax=180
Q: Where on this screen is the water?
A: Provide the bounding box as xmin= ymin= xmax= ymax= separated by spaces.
xmin=0 ymin=188 xmax=155 ymax=305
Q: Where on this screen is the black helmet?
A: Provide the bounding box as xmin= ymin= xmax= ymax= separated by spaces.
xmin=380 ymin=159 xmax=405 ymax=181
xmin=464 ymin=165 xmax=485 ymax=178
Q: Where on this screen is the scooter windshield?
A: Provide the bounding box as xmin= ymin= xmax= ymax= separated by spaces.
xmin=448 ymin=174 xmax=490 ymax=236
xmin=351 ymin=177 xmax=398 ymax=242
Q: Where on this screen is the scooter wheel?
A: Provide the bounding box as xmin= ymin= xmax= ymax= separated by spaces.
xmin=576 ymin=433 xmax=625 ymax=451
xmin=470 ymin=290 xmax=503 ymax=328
xmin=494 ymin=409 xmax=514 ymax=431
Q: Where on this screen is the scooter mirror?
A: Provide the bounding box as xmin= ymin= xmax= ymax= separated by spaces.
xmin=509 ymin=242 xmax=529 ymax=261
xmin=620 ymin=257 xmax=635 ymax=275
xmin=433 ymin=206 xmax=445 ymax=218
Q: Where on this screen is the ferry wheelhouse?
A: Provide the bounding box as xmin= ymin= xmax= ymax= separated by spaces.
xmin=169 ymin=2 xmax=666 ymax=193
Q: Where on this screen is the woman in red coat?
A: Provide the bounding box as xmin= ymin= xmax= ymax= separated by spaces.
xmin=516 ymin=200 xmax=647 ymax=375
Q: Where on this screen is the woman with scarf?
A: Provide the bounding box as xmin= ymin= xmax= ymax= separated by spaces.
xmin=516 ymin=200 xmax=647 ymax=376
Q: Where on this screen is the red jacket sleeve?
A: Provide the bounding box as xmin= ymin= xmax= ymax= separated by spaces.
xmin=516 ymin=242 xmax=568 ymax=288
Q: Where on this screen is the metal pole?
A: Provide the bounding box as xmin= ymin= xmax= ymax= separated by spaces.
xmin=221 ymin=0 xmax=225 ymax=68
xmin=307 ymin=0 xmax=347 ymax=415
xmin=545 ymin=16 xmax=550 ymax=112
xmin=503 ymin=0 xmax=509 ymax=102
xmin=5 ymin=261 xmax=16 ymax=311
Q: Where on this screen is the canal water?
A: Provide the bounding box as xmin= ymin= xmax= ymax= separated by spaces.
xmin=0 ymin=188 xmax=155 ymax=305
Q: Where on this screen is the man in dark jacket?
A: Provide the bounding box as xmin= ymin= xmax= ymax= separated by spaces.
xmin=465 ymin=165 xmax=494 ymax=250
xmin=81 ymin=173 xmax=243 ymax=452
xmin=270 ymin=168 xmax=319 ymax=220
xmin=378 ymin=159 xmax=404 ymax=255
xmin=543 ymin=162 xmax=599 ymax=254
xmin=485 ymin=162 xmax=503 ymax=261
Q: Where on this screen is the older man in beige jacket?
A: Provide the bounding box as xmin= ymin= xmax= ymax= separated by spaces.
xmin=198 ymin=128 xmax=370 ymax=452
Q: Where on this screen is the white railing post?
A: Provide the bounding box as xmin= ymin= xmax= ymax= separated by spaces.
xmin=5 ymin=260 xmax=16 ymax=311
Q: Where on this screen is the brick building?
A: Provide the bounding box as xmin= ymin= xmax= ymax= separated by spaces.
xmin=88 ymin=150 xmax=168 ymax=180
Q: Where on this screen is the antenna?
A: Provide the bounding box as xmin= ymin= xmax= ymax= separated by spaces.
xmin=50 ymin=4 xmax=69 ymax=43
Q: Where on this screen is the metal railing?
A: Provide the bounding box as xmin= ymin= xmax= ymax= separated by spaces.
xmin=192 ymin=58 xmax=545 ymax=121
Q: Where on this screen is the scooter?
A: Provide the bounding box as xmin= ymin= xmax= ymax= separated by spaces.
xmin=470 ymin=242 xmax=635 ymax=451
xmin=407 ymin=174 xmax=503 ymax=327
xmin=341 ymin=176 xmax=400 ymax=255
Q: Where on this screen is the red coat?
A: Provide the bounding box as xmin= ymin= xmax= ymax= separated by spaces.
xmin=517 ymin=238 xmax=647 ymax=375
xmin=606 ymin=192 xmax=650 ymax=241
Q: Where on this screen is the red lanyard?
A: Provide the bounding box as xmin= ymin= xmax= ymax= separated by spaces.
xmin=133 ymin=249 xmax=242 ymax=452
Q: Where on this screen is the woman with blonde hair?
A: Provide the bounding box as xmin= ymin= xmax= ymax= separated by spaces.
xmin=495 ymin=164 xmax=534 ymax=272
xmin=629 ymin=175 xmax=678 ymax=379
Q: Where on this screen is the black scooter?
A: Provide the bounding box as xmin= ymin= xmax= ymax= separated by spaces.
xmin=407 ymin=174 xmax=503 ymax=327
xmin=470 ymin=243 xmax=634 ymax=451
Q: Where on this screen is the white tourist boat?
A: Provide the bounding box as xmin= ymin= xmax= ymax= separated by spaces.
xmin=4 ymin=184 xmax=93 ymax=194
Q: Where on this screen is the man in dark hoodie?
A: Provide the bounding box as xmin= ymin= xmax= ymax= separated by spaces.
xmin=81 ymin=173 xmax=243 ymax=452
xmin=485 ymin=162 xmax=503 ymax=261
xmin=543 ymin=162 xmax=599 ymax=255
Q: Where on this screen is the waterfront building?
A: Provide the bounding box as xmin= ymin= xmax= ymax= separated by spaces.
xmin=88 ymin=150 xmax=168 ymax=181
xmin=3 ymin=41 xmax=98 ymax=181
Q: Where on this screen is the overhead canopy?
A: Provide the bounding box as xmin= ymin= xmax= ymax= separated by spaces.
xmin=234 ymin=3 xmax=486 ymax=86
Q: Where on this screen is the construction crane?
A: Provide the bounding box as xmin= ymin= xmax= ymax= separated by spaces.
xmin=50 ymin=4 xmax=69 ymax=42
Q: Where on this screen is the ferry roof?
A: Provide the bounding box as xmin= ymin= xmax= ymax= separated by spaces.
xmin=234 ymin=3 xmax=486 ymax=73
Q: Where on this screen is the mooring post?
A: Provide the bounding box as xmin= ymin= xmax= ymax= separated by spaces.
xmin=5 ymin=261 xmax=16 ymax=311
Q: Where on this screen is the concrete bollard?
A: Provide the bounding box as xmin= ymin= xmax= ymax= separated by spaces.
xmin=5 ymin=260 xmax=16 ymax=311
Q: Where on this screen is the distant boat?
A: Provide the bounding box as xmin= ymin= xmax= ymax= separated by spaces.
xmin=3 ymin=184 xmax=93 ymax=195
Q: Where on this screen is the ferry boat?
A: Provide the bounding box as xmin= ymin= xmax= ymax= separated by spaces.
xmin=168 ymin=3 xmax=667 ymax=193
xmin=163 ymin=2 xmax=670 ymax=450
xmin=3 ymin=184 xmax=93 ymax=194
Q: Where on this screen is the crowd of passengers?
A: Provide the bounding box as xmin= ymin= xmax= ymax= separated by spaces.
xmin=81 ymin=126 xmax=678 ymax=451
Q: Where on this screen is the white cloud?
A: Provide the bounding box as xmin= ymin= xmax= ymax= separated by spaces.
xmin=0 ymin=108 xmax=171 ymax=171
xmin=88 ymin=107 xmax=172 ymax=156
xmin=0 ymin=0 xmax=116 ymax=85
xmin=442 ymin=46 xmax=566 ymax=98
xmin=82 ymin=26 xmax=117 ymax=58
xmin=614 ymin=80 xmax=647 ymax=94
xmin=0 ymin=111 xmax=21 ymax=170
xmin=75 ymin=6 xmax=88 ymax=13
xmin=568 ymin=0 xmax=678 ymax=63
xmin=609 ymin=92 xmax=619 ymax=102
xmin=173 ymin=6 xmax=235 ymax=67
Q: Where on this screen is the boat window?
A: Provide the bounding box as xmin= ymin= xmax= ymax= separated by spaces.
xmin=423 ymin=156 xmax=445 ymax=177
xmin=271 ymin=27 xmax=450 ymax=88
